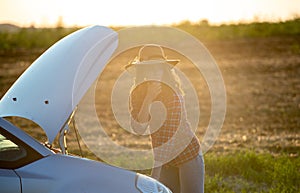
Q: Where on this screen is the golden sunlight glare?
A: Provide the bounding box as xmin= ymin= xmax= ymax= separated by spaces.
xmin=0 ymin=0 xmax=299 ymax=27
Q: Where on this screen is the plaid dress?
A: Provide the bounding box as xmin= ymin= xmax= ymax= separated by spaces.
xmin=130 ymin=81 xmax=200 ymax=167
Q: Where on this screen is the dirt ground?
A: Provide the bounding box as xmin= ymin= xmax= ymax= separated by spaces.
xmin=0 ymin=35 xmax=299 ymax=157
xmin=203 ymin=36 xmax=300 ymax=156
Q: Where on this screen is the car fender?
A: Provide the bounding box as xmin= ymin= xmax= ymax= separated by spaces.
xmin=16 ymin=154 xmax=140 ymax=193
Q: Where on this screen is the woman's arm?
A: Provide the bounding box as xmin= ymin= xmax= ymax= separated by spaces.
xmin=137 ymin=82 xmax=161 ymax=122
xmin=130 ymin=82 xmax=161 ymax=135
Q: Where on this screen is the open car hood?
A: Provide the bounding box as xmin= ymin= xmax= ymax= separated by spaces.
xmin=0 ymin=25 xmax=118 ymax=143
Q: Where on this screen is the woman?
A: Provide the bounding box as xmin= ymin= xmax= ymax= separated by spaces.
xmin=126 ymin=44 xmax=205 ymax=193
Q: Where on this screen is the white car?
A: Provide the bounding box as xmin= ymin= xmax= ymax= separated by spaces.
xmin=0 ymin=25 xmax=172 ymax=193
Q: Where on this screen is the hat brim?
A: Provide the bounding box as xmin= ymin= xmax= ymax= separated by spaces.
xmin=124 ymin=59 xmax=180 ymax=71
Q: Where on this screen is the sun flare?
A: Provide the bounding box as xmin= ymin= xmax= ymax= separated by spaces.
xmin=0 ymin=0 xmax=300 ymax=27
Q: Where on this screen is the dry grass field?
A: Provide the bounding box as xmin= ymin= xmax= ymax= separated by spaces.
xmin=0 ymin=34 xmax=299 ymax=192
xmin=1 ymin=35 xmax=299 ymax=156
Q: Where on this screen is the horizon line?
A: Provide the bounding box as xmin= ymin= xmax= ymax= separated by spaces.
xmin=1 ymin=16 xmax=299 ymax=29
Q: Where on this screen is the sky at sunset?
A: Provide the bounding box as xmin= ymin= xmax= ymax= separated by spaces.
xmin=0 ymin=0 xmax=300 ymax=27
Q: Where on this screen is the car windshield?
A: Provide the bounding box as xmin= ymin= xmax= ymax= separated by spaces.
xmin=0 ymin=133 xmax=27 ymax=162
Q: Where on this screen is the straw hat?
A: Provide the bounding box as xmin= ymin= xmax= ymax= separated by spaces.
xmin=125 ymin=44 xmax=180 ymax=70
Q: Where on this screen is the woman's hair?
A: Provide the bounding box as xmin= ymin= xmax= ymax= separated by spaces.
xmin=169 ymin=68 xmax=185 ymax=96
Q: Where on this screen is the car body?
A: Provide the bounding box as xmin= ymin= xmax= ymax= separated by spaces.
xmin=0 ymin=25 xmax=172 ymax=193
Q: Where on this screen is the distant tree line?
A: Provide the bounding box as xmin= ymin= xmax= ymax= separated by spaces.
xmin=0 ymin=17 xmax=299 ymax=52
xmin=174 ymin=17 xmax=300 ymax=40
